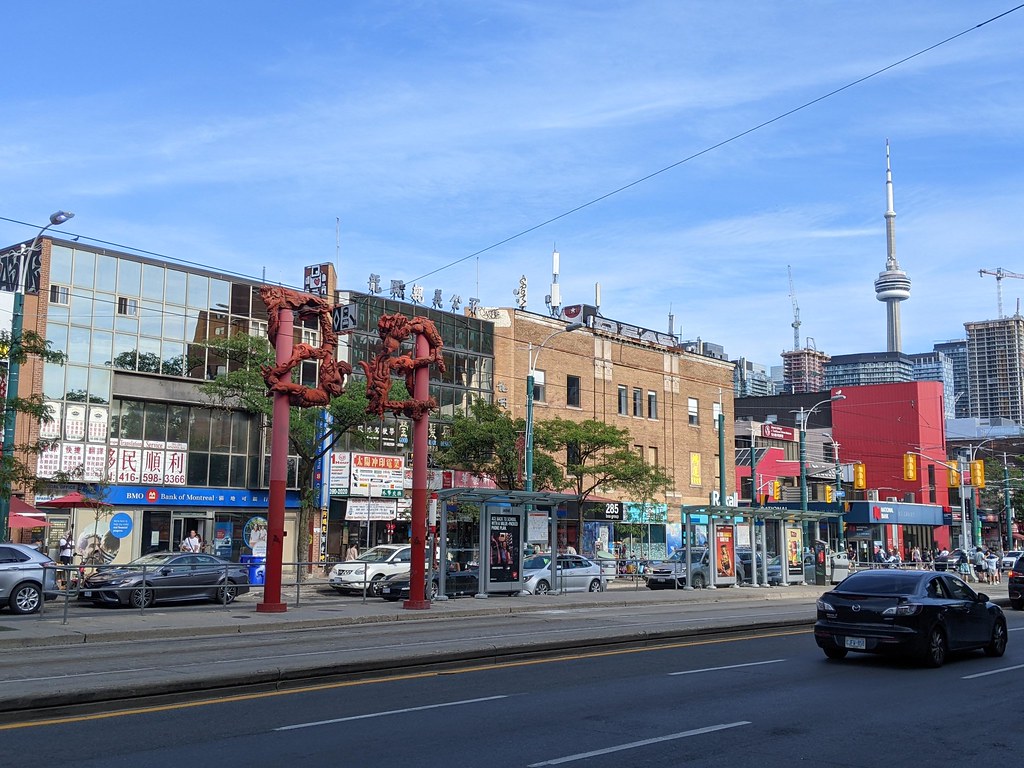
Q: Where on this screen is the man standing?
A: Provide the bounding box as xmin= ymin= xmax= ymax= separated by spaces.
xmin=181 ymin=529 xmax=202 ymax=553
xmin=58 ymin=529 xmax=75 ymax=587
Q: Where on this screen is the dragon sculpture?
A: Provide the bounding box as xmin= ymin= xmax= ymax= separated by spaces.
xmin=360 ymin=313 xmax=446 ymax=420
xmin=259 ymin=285 xmax=349 ymax=407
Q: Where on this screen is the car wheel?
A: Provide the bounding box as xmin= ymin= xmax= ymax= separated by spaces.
xmin=984 ymin=619 xmax=1008 ymax=657
xmin=369 ymin=574 xmax=385 ymax=597
xmin=129 ymin=585 xmax=154 ymax=609
xmin=691 ymin=573 xmax=706 ymax=589
xmin=588 ymin=579 xmax=601 ymax=592
xmin=215 ymin=582 xmax=238 ymax=605
xmin=823 ymin=645 xmax=847 ymax=661
xmin=429 ymin=581 xmax=439 ymax=600
xmin=922 ymin=626 xmax=947 ymax=668
xmin=10 ymin=582 xmax=42 ymax=615
xmin=534 ymin=579 xmax=550 ymax=594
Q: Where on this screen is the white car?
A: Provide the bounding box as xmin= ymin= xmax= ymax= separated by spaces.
xmin=329 ymin=545 xmax=422 ymax=596
xmin=522 ymin=553 xmax=606 ymax=594
xmin=1001 ymin=551 xmax=1023 ymax=570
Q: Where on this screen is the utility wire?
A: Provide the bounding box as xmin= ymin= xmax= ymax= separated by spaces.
xmin=408 ymin=4 xmax=1024 ymax=284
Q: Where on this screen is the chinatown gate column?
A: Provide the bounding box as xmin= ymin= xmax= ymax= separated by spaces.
xmin=258 ymin=303 xmax=293 ymax=613
xmin=256 ymin=286 xmax=349 ymax=614
xmin=359 ymin=312 xmax=446 ymax=611
xmin=406 ymin=331 xmax=431 ymax=610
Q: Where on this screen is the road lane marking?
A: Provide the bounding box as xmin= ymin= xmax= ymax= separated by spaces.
xmin=12 ymin=667 xmax=159 ymax=682
xmin=527 ymin=722 xmax=751 ymax=766
xmin=669 ymin=659 xmax=785 ymax=676
xmin=0 ymin=628 xmax=808 ymax=730
xmin=275 ymin=695 xmax=508 ymax=731
xmin=962 ymin=663 xmax=1024 ymax=679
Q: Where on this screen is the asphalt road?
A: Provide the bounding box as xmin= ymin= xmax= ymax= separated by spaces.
xmin=4 ymin=611 xmax=1023 ymax=768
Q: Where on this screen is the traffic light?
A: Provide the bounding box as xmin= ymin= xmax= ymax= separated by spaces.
xmin=903 ymin=453 xmax=918 ymax=482
xmin=947 ymin=462 xmax=960 ymax=488
xmin=853 ymin=462 xmax=866 ymax=490
xmin=772 ymin=480 xmax=781 ymax=500
xmin=970 ymin=459 xmax=985 ymax=488
xmin=824 ymin=485 xmax=833 ymax=503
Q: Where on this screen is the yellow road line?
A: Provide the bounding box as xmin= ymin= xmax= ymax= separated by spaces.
xmin=0 ymin=628 xmax=809 ymax=731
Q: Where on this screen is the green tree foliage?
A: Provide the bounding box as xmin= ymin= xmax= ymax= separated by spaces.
xmin=1 ymin=329 xmax=71 ymax=500
xmin=198 ymin=332 xmax=407 ymax=569
xmin=434 ymin=398 xmax=562 ymax=491
xmin=979 ymin=456 xmax=1024 ymax=534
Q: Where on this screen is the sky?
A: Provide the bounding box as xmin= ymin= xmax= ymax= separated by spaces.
xmin=3 ymin=2 xmax=1024 ymax=369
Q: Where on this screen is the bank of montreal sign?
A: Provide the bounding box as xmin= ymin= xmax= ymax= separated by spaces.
xmin=102 ymin=486 xmax=301 ymax=508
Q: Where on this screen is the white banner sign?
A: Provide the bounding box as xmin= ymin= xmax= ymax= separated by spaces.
xmin=346 ymin=499 xmax=399 ymax=521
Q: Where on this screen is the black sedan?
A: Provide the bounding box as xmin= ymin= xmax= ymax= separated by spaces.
xmin=80 ymin=552 xmax=250 ymax=609
xmin=1009 ymin=555 xmax=1024 ymax=611
xmin=814 ymin=569 xmax=1007 ymax=667
xmin=381 ymin=566 xmax=479 ymax=602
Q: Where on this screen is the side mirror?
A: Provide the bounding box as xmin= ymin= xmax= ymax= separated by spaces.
xmin=976 ymin=593 xmax=989 ymax=603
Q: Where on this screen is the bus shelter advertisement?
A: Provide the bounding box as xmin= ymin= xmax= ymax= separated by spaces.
xmin=715 ymin=526 xmax=735 ymax=580
xmin=487 ymin=512 xmax=521 ymax=585
xmin=787 ymin=526 xmax=804 ymax=577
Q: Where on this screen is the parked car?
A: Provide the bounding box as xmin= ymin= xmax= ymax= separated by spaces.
xmin=381 ymin=565 xmax=480 ymax=601
xmin=522 ymin=553 xmax=606 ymax=594
xmin=1000 ymin=550 xmax=1023 ymax=571
xmin=0 ymin=542 xmax=59 ymax=614
xmin=814 ymin=569 xmax=1007 ymax=667
xmin=328 ymin=545 xmax=424 ymax=596
xmin=1008 ymin=555 xmax=1024 ymax=611
xmin=80 ymin=552 xmax=249 ymax=609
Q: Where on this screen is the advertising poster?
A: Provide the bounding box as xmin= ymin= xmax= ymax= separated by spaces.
xmin=787 ymin=526 xmax=803 ymax=577
xmin=214 ymin=522 xmax=234 ymax=558
xmin=716 ymin=525 xmax=735 ymax=579
xmin=488 ymin=513 xmax=521 ymax=583
xmin=243 ymin=516 xmax=268 ymax=557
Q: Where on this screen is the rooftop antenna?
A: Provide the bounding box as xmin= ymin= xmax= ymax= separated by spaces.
xmin=668 ymin=305 xmax=675 ymax=337
xmin=547 ymin=245 xmax=561 ymax=317
xmin=595 ymin=282 xmax=601 ymax=315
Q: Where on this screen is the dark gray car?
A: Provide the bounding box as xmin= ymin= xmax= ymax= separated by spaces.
xmin=0 ymin=542 xmax=59 ymax=614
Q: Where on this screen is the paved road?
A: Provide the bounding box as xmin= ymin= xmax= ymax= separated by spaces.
xmin=3 ymin=611 xmax=1023 ymax=768
xmin=0 ymin=579 xmax=1013 ymax=715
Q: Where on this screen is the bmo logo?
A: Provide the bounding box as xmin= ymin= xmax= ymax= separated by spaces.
xmin=146 ymin=489 xmax=160 ymax=503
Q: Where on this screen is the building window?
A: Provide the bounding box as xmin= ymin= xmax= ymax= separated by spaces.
xmin=49 ymin=284 xmax=70 ymax=306
xmin=647 ymin=391 xmax=657 ymax=420
xmin=648 ymin=446 xmax=658 ymax=466
xmin=712 ymin=401 xmax=722 ymax=430
xmin=533 ymin=370 xmax=546 ymax=403
xmin=117 ymin=297 xmax=139 ymax=317
xmin=567 ymin=441 xmax=580 ymax=466
xmin=566 ymin=375 xmax=581 ymax=408
xmin=618 ymin=385 xmax=628 ymax=415
xmin=251 ymin=320 xmax=268 ymax=338
xmin=632 ymin=388 xmax=643 ymax=417
xmin=688 ymin=397 xmax=699 ymax=426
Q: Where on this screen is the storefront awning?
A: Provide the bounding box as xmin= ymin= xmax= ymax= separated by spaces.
xmin=683 ymin=504 xmax=840 ymax=522
xmin=434 ymin=488 xmax=577 ymax=506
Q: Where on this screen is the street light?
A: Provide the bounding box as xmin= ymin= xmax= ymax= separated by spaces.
xmin=823 ymin=432 xmax=845 ymax=549
xmin=524 ymin=319 xmax=583 ymax=595
xmin=796 ymin=391 xmax=845 ymax=552
xmin=1 ymin=211 xmax=75 ymax=539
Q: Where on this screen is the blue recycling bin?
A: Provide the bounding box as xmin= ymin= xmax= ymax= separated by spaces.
xmin=240 ymin=555 xmax=266 ymax=585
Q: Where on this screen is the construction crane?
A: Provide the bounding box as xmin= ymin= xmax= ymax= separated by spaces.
xmin=788 ymin=265 xmax=801 ymax=350
xmin=979 ymin=267 xmax=1024 ymax=318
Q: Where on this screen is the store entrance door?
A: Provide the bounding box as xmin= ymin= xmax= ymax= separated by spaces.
xmin=172 ymin=512 xmax=214 ymax=553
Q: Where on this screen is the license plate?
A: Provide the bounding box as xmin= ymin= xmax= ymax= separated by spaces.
xmin=83 ymin=591 xmax=93 ymax=597
xmin=653 ymin=577 xmax=666 ymax=582
xmin=382 ymin=587 xmax=391 ymax=594
xmin=844 ymin=636 xmax=866 ymax=650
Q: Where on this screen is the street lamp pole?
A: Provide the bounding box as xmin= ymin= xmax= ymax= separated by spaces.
xmin=1004 ymin=452 xmax=1014 ymax=552
xmin=1 ymin=211 xmax=74 ymax=539
xmin=524 ymin=320 xmax=582 ymax=594
xmin=824 ymin=433 xmax=844 ymax=549
xmin=796 ymin=391 xmax=845 ymax=550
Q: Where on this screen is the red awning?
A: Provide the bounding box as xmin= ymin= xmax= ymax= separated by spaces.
xmin=8 ymin=513 xmax=51 ymax=529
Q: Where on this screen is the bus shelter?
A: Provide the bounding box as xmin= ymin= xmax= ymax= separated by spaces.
xmin=433 ymin=488 xmax=576 ymax=599
xmin=681 ymin=505 xmax=840 ymax=588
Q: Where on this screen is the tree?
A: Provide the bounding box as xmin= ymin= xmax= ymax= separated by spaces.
xmin=617 ymin=457 xmax=673 ymax=559
xmin=979 ymin=456 xmax=1024 ymax=540
xmin=199 ymin=332 xmax=407 ymax=573
xmin=435 ymin=398 xmax=563 ymax=491
xmin=534 ymin=417 xmax=668 ymax=547
xmin=0 ymin=329 xmax=72 ymax=501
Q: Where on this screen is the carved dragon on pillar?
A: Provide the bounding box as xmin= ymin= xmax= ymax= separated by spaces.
xmin=360 ymin=313 xmax=446 ymax=420
xmin=259 ymin=286 xmax=350 ymax=407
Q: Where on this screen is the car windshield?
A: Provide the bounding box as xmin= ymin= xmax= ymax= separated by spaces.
xmin=664 ymin=549 xmax=707 ymax=563
xmin=357 ymin=547 xmax=402 ymax=563
xmin=835 ymin=571 xmax=923 ymax=595
xmin=129 ymin=553 xmax=178 ymax=567
xmin=524 ymin=554 xmax=551 ymax=570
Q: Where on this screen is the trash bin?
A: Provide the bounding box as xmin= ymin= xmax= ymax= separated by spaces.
xmin=829 ymin=552 xmax=851 ymax=583
xmin=240 ymin=554 xmax=266 ymax=585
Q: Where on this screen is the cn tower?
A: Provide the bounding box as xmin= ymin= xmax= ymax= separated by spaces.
xmin=874 ymin=141 xmax=911 ymax=352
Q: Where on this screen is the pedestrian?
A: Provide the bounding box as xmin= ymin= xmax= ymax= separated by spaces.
xmin=57 ymin=529 xmax=75 ymax=587
xmin=986 ymin=550 xmax=1000 ymax=584
xmin=911 ymin=547 xmax=922 ymax=569
xmin=345 ymin=541 xmax=359 ymax=561
xmin=972 ymin=546 xmax=986 ymax=583
xmin=181 ymin=529 xmax=202 ymax=553
xmin=957 ymin=550 xmax=973 ymax=581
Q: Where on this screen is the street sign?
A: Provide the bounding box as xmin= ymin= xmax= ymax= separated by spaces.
xmin=835 ymin=490 xmax=846 ymax=499
xmin=331 ymin=303 xmax=358 ymax=332
xmin=379 ymin=488 xmax=403 ymax=498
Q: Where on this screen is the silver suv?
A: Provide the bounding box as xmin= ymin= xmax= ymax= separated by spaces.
xmin=0 ymin=542 xmax=59 ymax=614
